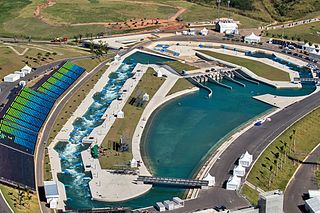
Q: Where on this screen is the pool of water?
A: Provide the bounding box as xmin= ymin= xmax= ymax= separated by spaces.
xmin=55 ymin=51 xmax=316 ymax=210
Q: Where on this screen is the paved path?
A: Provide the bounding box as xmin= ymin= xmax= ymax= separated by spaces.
xmin=0 ymin=191 xmax=12 ymax=213
xmin=284 ymin=145 xmax=320 ymax=213
xmin=35 ymin=59 xmax=111 ymax=213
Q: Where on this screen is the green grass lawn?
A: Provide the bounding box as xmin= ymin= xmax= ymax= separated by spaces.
xmin=0 ymin=43 xmax=90 ymax=80
xmin=167 ymin=78 xmax=195 ymax=96
xmin=99 ymin=68 xmax=165 ymax=169
xmin=198 ymin=50 xmax=290 ymax=81
xmin=240 ymin=184 xmax=259 ymax=206
xmin=266 ymin=21 xmax=320 ymax=44
xmin=0 ymin=184 xmax=39 ymax=213
xmin=245 ymin=107 xmax=320 ymax=194
xmin=43 ymin=64 xmax=110 ymax=181
xmin=165 ymin=61 xmax=198 ymax=74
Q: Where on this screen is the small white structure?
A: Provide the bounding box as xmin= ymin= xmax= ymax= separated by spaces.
xmin=143 ymin=93 xmax=150 ymax=102
xmin=233 ymin=164 xmax=246 ymax=177
xmin=216 ymin=20 xmax=238 ymax=34
xmin=44 ymin=181 xmax=59 ymax=209
xmin=239 ymin=151 xmax=253 ymax=167
xmin=157 ymin=69 xmax=163 ymax=77
xmin=156 ymin=202 xmax=166 ymax=212
xmin=259 ymin=190 xmax=284 ymax=213
xmin=117 ymin=110 xmax=124 ymax=118
xmin=309 ymin=190 xmax=320 ymax=198
xmin=226 ymin=175 xmax=241 ymax=190
xmin=305 ymin=196 xmax=320 ymax=213
xmin=21 ymin=64 xmax=32 ymax=74
xmin=114 ymin=54 xmax=121 ymax=61
xmin=244 ymin=33 xmax=261 ymax=44
xmin=173 ymin=197 xmax=184 ymax=208
xmin=130 ymin=158 xmax=138 ymax=168
xmin=4 ymin=74 xmax=20 ymax=82
xmin=14 ymin=71 xmax=26 ymax=78
xmin=203 ymin=173 xmax=215 ymax=187
xmin=200 ymin=27 xmax=209 ymax=36
xmin=163 ymin=200 xmax=174 ymax=210
xmin=19 ymin=81 xmax=26 ymax=87
xmin=182 ymin=28 xmax=196 ymax=36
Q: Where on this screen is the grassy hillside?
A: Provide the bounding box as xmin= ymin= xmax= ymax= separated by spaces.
xmin=188 ymin=0 xmax=320 ymax=22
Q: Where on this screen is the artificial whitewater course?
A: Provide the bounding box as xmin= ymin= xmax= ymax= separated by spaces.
xmin=53 ymin=49 xmax=315 ymax=210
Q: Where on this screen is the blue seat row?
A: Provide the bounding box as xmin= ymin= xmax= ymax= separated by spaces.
xmin=15 ymin=96 xmax=50 ymax=114
xmin=0 ymin=123 xmax=37 ymax=144
xmin=42 ymin=82 xmax=65 ymax=96
xmin=23 ymin=88 xmax=54 ymax=104
xmin=48 ymin=78 xmax=70 ymax=90
xmin=14 ymin=136 xmax=35 ymax=151
xmin=52 ymin=73 xmax=74 ymax=85
xmin=57 ymin=68 xmax=79 ymax=80
xmin=4 ymin=114 xmax=40 ymax=132
xmin=38 ymin=87 xmax=60 ymax=99
xmin=20 ymin=91 xmax=52 ymax=110
xmin=6 ymin=108 xmax=43 ymax=128
xmin=11 ymin=102 xmax=47 ymax=120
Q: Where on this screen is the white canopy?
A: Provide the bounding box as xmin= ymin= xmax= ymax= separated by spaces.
xmin=226 ymin=175 xmax=241 ymax=190
xmin=239 ymin=151 xmax=253 ymax=167
xmin=21 ymin=64 xmax=32 ymax=73
xmin=114 ymin=54 xmax=121 ymax=61
xmin=203 ymin=173 xmax=215 ymax=187
xmin=143 ymin=93 xmax=150 ymax=101
xmin=304 ymin=43 xmax=310 ymax=48
xmin=200 ymin=28 xmax=209 ymax=36
xmin=130 ymin=158 xmax=138 ymax=168
xmin=117 ymin=110 xmax=124 ymax=118
xmin=244 ymin=33 xmax=261 ymax=43
xmin=233 ymin=164 xmax=246 ymax=177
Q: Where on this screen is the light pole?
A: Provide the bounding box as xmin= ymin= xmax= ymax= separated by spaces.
xmin=217 ymin=0 xmax=221 ymax=22
xmin=227 ymin=0 xmax=231 ymax=19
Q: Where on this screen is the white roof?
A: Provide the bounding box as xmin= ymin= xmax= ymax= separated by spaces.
xmin=304 ymin=43 xmax=310 ymax=47
xmin=311 ymin=49 xmax=318 ymax=54
xmin=309 ymin=190 xmax=320 ymax=198
xmin=306 ymin=197 xmax=320 ymax=212
xmin=240 ymin=151 xmax=252 ymax=161
xmin=44 ymin=181 xmax=59 ymax=198
xmin=228 ymin=175 xmax=241 ymax=185
xmin=201 ymin=27 xmax=208 ymax=32
xmin=245 ymin=33 xmax=260 ymax=40
xmin=21 ymin=64 xmax=32 ymax=71
xmin=130 ymin=158 xmax=137 ymax=163
xmin=234 ymin=164 xmax=245 ymax=172
xmin=203 ymin=173 xmax=215 ymax=182
xmin=4 ymin=73 xmax=20 ymax=78
xmin=218 ymin=21 xmax=238 ymax=28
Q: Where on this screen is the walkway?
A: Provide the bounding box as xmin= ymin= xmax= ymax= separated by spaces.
xmin=284 ymin=145 xmax=320 ymax=213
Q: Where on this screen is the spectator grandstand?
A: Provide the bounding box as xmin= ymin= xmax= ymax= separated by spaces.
xmin=0 ymin=61 xmax=85 ymax=189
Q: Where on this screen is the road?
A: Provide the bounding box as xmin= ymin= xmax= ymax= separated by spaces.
xmin=35 ymin=59 xmax=111 ymax=213
xmin=284 ymin=145 xmax=320 ymax=213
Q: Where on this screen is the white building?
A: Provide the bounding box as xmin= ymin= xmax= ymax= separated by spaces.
xmin=143 ymin=93 xmax=150 ymax=101
xmin=305 ymin=196 xmax=320 ymax=213
xmin=173 ymin=197 xmax=184 ymax=208
xmin=4 ymin=73 xmax=20 ymax=82
xmin=44 ymin=181 xmax=59 ymax=209
xmin=117 ymin=110 xmax=124 ymax=118
xmin=156 ymin=202 xmax=166 ymax=212
xmin=157 ymin=69 xmax=163 ymax=77
xmin=226 ymin=175 xmax=241 ymax=190
xmin=258 ymin=190 xmax=284 ymax=213
xmin=114 ymin=54 xmax=121 ymax=61
xmin=244 ymin=33 xmax=261 ymax=44
xmin=216 ymin=20 xmax=238 ymax=34
xmin=233 ymin=164 xmax=246 ymax=177
xmin=21 ymin=64 xmax=32 ymax=74
xmin=14 ymin=71 xmax=26 ymax=78
xmin=203 ymin=173 xmax=215 ymax=187
xmin=239 ymin=151 xmax=253 ymax=167
xmin=309 ymin=190 xmax=320 ymax=198
xmin=200 ymin=27 xmax=209 ymax=36
xmin=164 ymin=200 xmax=174 ymax=210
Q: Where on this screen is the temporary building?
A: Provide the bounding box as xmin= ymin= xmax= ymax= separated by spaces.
xmin=114 ymin=54 xmax=121 ymax=61
xmin=117 ymin=110 xmax=124 ymax=118
xmin=309 ymin=190 xmax=320 ymax=198
xmin=163 ymin=200 xmax=174 ymax=210
xmin=233 ymin=164 xmax=246 ymax=177
xmin=14 ymin=71 xmax=26 ymax=78
xmin=305 ymin=196 xmax=320 ymax=213
xmin=130 ymin=158 xmax=138 ymax=168
xmin=21 ymin=65 xmax=32 ymax=74
xmin=203 ymin=173 xmax=215 ymax=187
xmin=216 ymin=21 xmax=238 ymax=34
xmin=244 ymin=33 xmax=261 ymax=44
xmin=157 ymin=69 xmax=163 ymax=77
xmin=239 ymin=151 xmax=253 ymax=167
xmin=226 ymin=175 xmax=241 ymax=190
xmin=200 ymin=27 xmax=209 ymax=36
xmin=4 ymin=74 xmax=20 ymax=82
xmin=44 ymin=181 xmax=59 ymax=209
xmin=143 ymin=93 xmax=150 ymax=102
xmin=156 ymin=202 xmax=165 ymax=212
xmin=173 ymin=197 xmax=184 ymax=207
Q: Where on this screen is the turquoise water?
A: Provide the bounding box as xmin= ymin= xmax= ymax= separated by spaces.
xmin=55 ymin=51 xmax=315 ymax=210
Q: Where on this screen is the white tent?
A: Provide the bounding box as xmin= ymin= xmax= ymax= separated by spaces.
xmin=114 ymin=54 xmax=121 ymax=61
xmin=203 ymin=173 xmax=215 ymax=187
xmin=21 ymin=64 xmax=32 ymax=74
xmin=117 ymin=110 xmax=124 ymax=118
xmin=233 ymin=164 xmax=246 ymax=177
xmin=143 ymin=93 xmax=149 ymax=101
xmin=4 ymin=74 xmax=20 ymax=82
xmin=244 ymin=33 xmax=261 ymax=44
xmin=239 ymin=151 xmax=253 ymax=167
xmin=226 ymin=175 xmax=241 ymax=190
xmin=157 ymin=69 xmax=163 ymax=77
xmin=200 ymin=28 xmax=209 ymax=36
xmin=130 ymin=158 xmax=138 ymax=168
xmin=14 ymin=71 xmax=25 ymax=78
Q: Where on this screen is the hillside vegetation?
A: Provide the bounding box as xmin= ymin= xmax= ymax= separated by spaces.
xmin=188 ymin=0 xmax=320 ymax=22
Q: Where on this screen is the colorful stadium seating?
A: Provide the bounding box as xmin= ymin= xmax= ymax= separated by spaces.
xmin=0 ymin=61 xmax=85 ymax=154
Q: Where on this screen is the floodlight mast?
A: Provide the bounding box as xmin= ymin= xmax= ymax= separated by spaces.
xmin=228 ymin=0 xmax=231 ymax=18
xmin=217 ymin=0 xmax=221 ymax=21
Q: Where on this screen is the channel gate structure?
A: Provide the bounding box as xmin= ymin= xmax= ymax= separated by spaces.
xmin=0 ymin=61 xmax=85 ymax=190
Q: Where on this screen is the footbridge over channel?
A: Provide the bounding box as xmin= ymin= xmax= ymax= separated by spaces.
xmin=136 ymin=176 xmax=209 ymax=189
